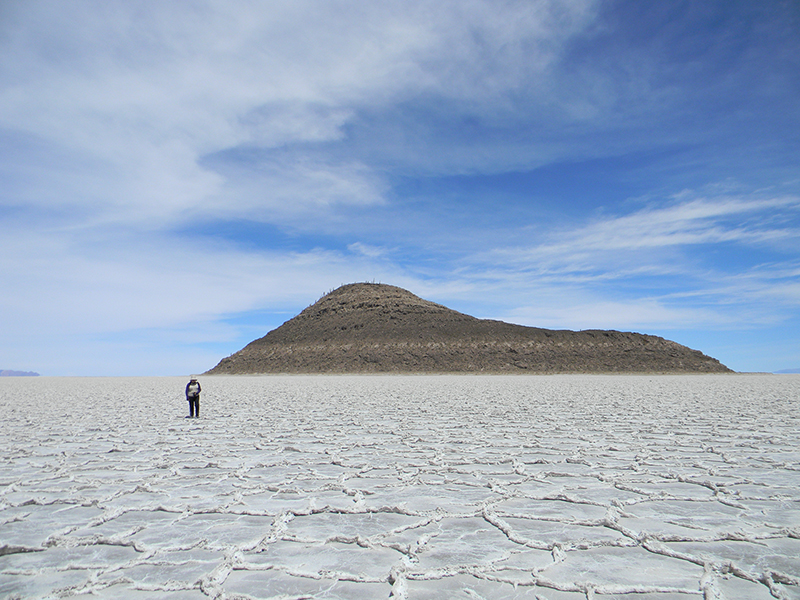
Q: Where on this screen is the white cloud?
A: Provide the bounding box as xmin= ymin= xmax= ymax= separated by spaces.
xmin=0 ymin=0 xmax=598 ymax=227
xmin=481 ymin=193 xmax=800 ymax=277
xmin=432 ymin=191 xmax=800 ymax=332
xmin=503 ymin=297 xmax=723 ymax=331
xmin=200 ymin=156 xmax=389 ymax=224
xmin=347 ymin=242 xmax=387 ymax=258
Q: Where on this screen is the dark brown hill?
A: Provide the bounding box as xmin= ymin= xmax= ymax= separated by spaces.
xmin=205 ymin=283 xmax=732 ymax=374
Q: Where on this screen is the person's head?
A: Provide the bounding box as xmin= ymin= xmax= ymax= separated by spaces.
xmin=190 ymin=376 xmax=197 ymax=381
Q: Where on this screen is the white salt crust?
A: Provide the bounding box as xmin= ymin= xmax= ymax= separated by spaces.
xmin=1 ymin=374 xmax=798 ymax=599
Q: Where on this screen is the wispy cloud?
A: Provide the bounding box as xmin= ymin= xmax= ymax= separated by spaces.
xmin=481 ymin=193 xmax=800 ymax=276
xmin=441 ymin=191 xmax=800 ymax=332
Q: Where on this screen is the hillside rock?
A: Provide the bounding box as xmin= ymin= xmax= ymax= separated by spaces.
xmin=206 ymin=283 xmax=732 ymax=374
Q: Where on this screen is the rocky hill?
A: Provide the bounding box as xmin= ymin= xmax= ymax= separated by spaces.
xmin=206 ymin=283 xmax=732 ymax=374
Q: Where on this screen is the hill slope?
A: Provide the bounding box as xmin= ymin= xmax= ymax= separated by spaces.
xmin=206 ymin=283 xmax=732 ymax=374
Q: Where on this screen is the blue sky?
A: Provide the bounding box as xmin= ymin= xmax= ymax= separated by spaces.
xmin=1 ymin=0 xmax=799 ymax=375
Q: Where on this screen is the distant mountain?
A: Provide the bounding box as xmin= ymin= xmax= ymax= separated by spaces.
xmin=775 ymin=368 xmax=800 ymax=374
xmin=206 ymin=283 xmax=732 ymax=375
xmin=0 ymin=370 xmax=40 ymax=377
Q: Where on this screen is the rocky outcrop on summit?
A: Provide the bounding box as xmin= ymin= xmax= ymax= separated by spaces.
xmin=206 ymin=283 xmax=732 ymax=374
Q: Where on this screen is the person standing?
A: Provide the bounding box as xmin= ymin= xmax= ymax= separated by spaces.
xmin=185 ymin=377 xmax=201 ymax=418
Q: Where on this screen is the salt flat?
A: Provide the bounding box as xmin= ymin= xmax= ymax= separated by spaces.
xmin=0 ymin=375 xmax=798 ymax=600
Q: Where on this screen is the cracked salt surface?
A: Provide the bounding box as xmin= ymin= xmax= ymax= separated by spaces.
xmin=0 ymin=375 xmax=798 ymax=600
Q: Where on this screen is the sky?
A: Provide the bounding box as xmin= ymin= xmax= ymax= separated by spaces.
xmin=1 ymin=0 xmax=799 ymax=376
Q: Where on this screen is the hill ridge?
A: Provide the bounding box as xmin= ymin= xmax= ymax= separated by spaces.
xmin=206 ymin=283 xmax=732 ymax=374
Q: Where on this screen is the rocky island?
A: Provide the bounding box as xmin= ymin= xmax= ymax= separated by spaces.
xmin=206 ymin=283 xmax=732 ymax=374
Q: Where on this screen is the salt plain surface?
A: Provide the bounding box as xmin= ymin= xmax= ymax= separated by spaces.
xmin=0 ymin=374 xmax=799 ymax=600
